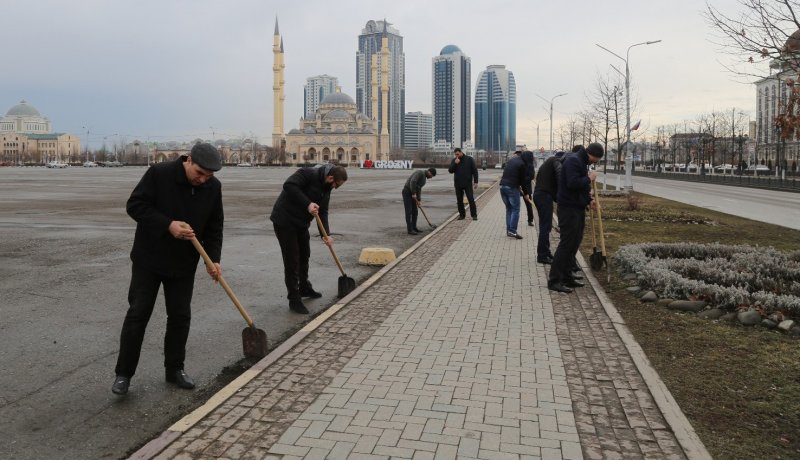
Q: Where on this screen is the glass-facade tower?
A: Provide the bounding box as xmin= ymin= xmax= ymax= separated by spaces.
xmin=432 ymin=45 xmax=470 ymax=148
xmin=475 ymin=65 xmax=516 ymax=152
xmin=356 ymin=20 xmax=405 ymax=151
xmin=304 ymin=75 xmax=339 ymax=119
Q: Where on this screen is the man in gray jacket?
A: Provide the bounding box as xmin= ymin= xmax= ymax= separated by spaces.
xmin=402 ymin=168 xmax=436 ymax=234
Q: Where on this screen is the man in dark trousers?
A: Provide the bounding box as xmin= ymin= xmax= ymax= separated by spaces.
xmin=112 ymin=143 xmax=224 ymax=395
xmin=402 ymin=167 xmax=436 ymax=235
xmin=448 ymin=147 xmax=479 ymax=220
xmin=533 ymin=151 xmax=564 ymax=264
xmin=548 ymin=143 xmax=603 ymax=293
xmin=499 ymin=151 xmax=532 ymax=239
xmin=270 ymin=164 xmax=348 ymax=314
xmin=520 ymin=151 xmax=536 ymax=227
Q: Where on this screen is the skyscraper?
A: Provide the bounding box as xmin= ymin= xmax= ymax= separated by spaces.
xmin=403 ymin=112 xmax=433 ymax=151
xmin=475 ymin=65 xmax=516 ymax=152
xmin=356 ymin=19 xmax=405 ymax=153
xmin=304 ymin=75 xmax=339 ymax=119
xmin=432 ymin=45 xmax=470 ymax=148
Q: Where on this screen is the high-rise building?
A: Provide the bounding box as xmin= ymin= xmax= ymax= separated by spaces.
xmin=304 ymin=75 xmax=339 ymax=119
xmin=432 ymin=45 xmax=470 ymax=148
xmin=475 ymin=65 xmax=516 ymax=152
xmin=403 ymin=112 xmax=432 ymax=151
xmin=356 ymin=19 xmax=405 ymax=153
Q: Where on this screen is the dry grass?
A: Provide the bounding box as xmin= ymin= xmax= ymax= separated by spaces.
xmin=583 ymin=192 xmax=800 ymax=460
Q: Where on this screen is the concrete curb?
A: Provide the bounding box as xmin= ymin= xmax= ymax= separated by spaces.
xmin=129 ymin=185 xmax=496 ymax=459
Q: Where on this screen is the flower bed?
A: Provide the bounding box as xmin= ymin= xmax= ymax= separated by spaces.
xmin=615 ymin=242 xmax=800 ymax=316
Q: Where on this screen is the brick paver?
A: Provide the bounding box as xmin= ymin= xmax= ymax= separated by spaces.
xmin=140 ymin=186 xmax=697 ymax=460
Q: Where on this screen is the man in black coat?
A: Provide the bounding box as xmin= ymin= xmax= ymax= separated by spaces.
xmin=112 ymin=143 xmax=224 ymax=395
xmin=447 ymin=147 xmax=479 ymax=220
xmin=270 ymin=164 xmax=348 ymax=314
xmin=533 ymin=151 xmax=564 ymax=264
xmin=548 ymin=143 xmax=603 ymax=293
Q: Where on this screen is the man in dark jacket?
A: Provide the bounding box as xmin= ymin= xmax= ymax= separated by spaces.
xmin=533 ymin=151 xmax=564 ymax=264
xmin=112 ymin=143 xmax=224 ymax=395
xmin=548 ymin=143 xmax=603 ymax=293
xmin=402 ymin=167 xmax=436 ymax=235
xmin=448 ymin=147 xmax=479 ymax=220
xmin=270 ymin=164 xmax=348 ymax=314
xmin=520 ymin=151 xmax=536 ymax=227
xmin=499 ymin=151 xmax=531 ymax=239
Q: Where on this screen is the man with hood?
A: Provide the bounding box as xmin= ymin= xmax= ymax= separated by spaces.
xmin=548 ymin=143 xmax=603 ymax=293
xmin=499 ymin=150 xmax=532 ymax=239
xmin=270 ymin=164 xmax=348 ymax=314
xmin=533 ymin=151 xmax=564 ymax=264
xmin=520 ymin=151 xmax=536 ymax=227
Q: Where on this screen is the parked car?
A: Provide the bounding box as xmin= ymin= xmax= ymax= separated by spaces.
xmin=46 ymin=161 xmax=69 ymax=168
xmin=713 ymin=164 xmax=734 ymax=172
xmin=236 ymin=162 xmax=252 ymax=167
xmin=83 ymin=161 xmax=98 ymax=167
xmin=747 ymin=164 xmax=770 ymax=172
xmin=103 ymin=160 xmax=123 ymax=167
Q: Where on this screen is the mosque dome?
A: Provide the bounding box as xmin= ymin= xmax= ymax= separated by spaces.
xmin=320 ymin=92 xmax=355 ymax=106
xmin=324 ymin=109 xmax=352 ymax=122
xmin=784 ymin=29 xmax=800 ymax=54
xmin=440 ymin=45 xmax=462 ymax=55
xmin=6 ymin=100 xmax=41 ymax=117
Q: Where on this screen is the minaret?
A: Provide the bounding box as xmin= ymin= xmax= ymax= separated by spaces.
xmin=371 ymin=54 xmax=378 ymax=135
xmin=379 ymin=36 xmax=390 ymax=159
xmin=272 ymin=18 xmax=285 ymax=151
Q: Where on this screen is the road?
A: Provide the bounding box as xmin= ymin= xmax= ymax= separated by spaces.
xmin=0 ymin=165 xmax=501 ymax=459
xmin=598 ymin=173 xmax=800 ymax=230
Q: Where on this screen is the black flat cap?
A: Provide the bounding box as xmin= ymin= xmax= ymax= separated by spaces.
xmin=190 ymin=143 xmax=222 ymax=171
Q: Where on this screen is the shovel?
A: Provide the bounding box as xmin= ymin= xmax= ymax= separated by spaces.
xmin=522 ymin=193 xmax=537 ymax=230
xmin=314 ymin=214 xmax=356 ymax=298
xmin=591 ymin=181 xmax=609 ymax=275
xmin=418 ymin=204 xmax=437 ymax=229
xmin=190 ymin=237 xmax=268 ymax=359
xmin=588 ymin=206 xmax=604 ymax=270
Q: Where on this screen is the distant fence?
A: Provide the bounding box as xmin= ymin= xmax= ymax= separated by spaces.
xmin=624 ymin=169 xmax=800 ymax=193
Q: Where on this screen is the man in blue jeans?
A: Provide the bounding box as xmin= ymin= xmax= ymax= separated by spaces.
xmin=499 ymin=151 xmax=531 ymax=239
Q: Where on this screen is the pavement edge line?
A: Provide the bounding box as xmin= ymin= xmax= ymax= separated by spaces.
xmin=129 ymin=182 xmax=497 ymax=459
xmin=579 ymin=253 xmax=713 ymax=460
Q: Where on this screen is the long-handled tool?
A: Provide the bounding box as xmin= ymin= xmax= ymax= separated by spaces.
xmin=588 ymin=206 xmax=603 ymax=270
xmin=418 ymin=204 xmax=437 ymax=229
xmin=522 ymin=193 xmax=537 ymax=230
xmin=591 ymin=181 xmax=609 ymax=279
xmin=190 ymin=237 xmax=268 ymax=359
xmin=314 ymin=214 xmax=356 ymax=298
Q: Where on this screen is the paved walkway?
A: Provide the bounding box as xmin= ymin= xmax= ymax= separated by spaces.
xmin=133 ymin=186 xmax=709 ymax=460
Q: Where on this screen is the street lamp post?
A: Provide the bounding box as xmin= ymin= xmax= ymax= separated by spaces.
xmin=596 ymin=39 xmax=661 ymax=190
xmin=536 ymin=93 xmax=567 ymax=152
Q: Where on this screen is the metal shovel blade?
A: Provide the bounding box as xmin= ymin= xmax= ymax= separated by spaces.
xmin=590 ymin=249 xmax=604 ymax=270
xmin=338 ymin=275 xmax=356 ymax=298
xmin=242 ymin=326 xmax=268 ymax=359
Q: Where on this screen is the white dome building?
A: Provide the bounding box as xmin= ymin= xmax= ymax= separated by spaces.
xmin=0 ymin=100 xmax=52 ymax=134
xmin=1 ymin=100 xmax=80 ymax=165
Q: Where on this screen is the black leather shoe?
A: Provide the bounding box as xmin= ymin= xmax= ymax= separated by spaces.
xmin=507 ymin=232 xmax=523 ymax=240
xmin=565 ymin=280 xmax=585 ymax=288
xmin=537 ymin=257 xmax=554 ymax=265
xmin=548 ymin=283 xmax=573 ymax=293
xmin=472 ymin=216 xmax=478 ymax=221
xmin=570 ymin=272 xmax=584 ymax=280
xmin=289 ymin=299 xmax=309 ymax=314
xmin=413 ymin=228 xmax=423 ymax=233
xmin=299 ymin=286 xmax=322 ymax=298
xmin=527 ymin=221 xmax=534 ymax=226
xmin=457 ymin=215 xmax=465 ymax=220
xmin=407 ymin=230 xmax=420 ymax=235
xmin=111 ymin=375 xmax=130 ymax=395
xmin=165 ymin=369 xmax=195 ymax=389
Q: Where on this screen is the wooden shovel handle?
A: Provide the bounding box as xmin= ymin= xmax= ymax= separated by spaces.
xmin=589 ymin=206 xmax=597 ymax=248
xmin=190 ymin=236 xmax=255 ymax=328
xmin=418 ymin=205 xmax=433 ymax=225
xmin=314 ymin=214 xmax=347 ymax=276
xmin=591 ymin=181 xmax=607 ymax=257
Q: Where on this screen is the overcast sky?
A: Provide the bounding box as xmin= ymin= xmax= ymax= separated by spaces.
xmin=2 ymin=0 xmax=760 ymax=149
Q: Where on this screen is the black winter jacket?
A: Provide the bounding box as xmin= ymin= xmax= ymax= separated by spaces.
xmin=270 ymin=165 xmax=333 ymax=234
xmin=534 ymin=155 xmax=563 ymax=199
xmin=448 ymin=155 xmax=479 ymax=188
xmin=499 ymin=155 xmax=531 ymax=195
xmin=556 ymin=150 xmax=592 ymax=210
xmin=127 ymin=157 xmax=224 ymax=277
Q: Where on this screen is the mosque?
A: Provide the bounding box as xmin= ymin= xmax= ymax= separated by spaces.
xmin=273 ymin=19 xmax=389 ymax=166
xmin=1 ymin=100 xmax=80 ymax=164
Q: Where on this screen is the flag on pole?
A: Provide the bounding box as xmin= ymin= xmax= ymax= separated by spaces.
xmin=630 ymin=120 xmax=641 ymax=132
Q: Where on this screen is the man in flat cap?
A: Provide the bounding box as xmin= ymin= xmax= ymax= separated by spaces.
xmin=111 ymin=142 xmax=224 ymax=395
